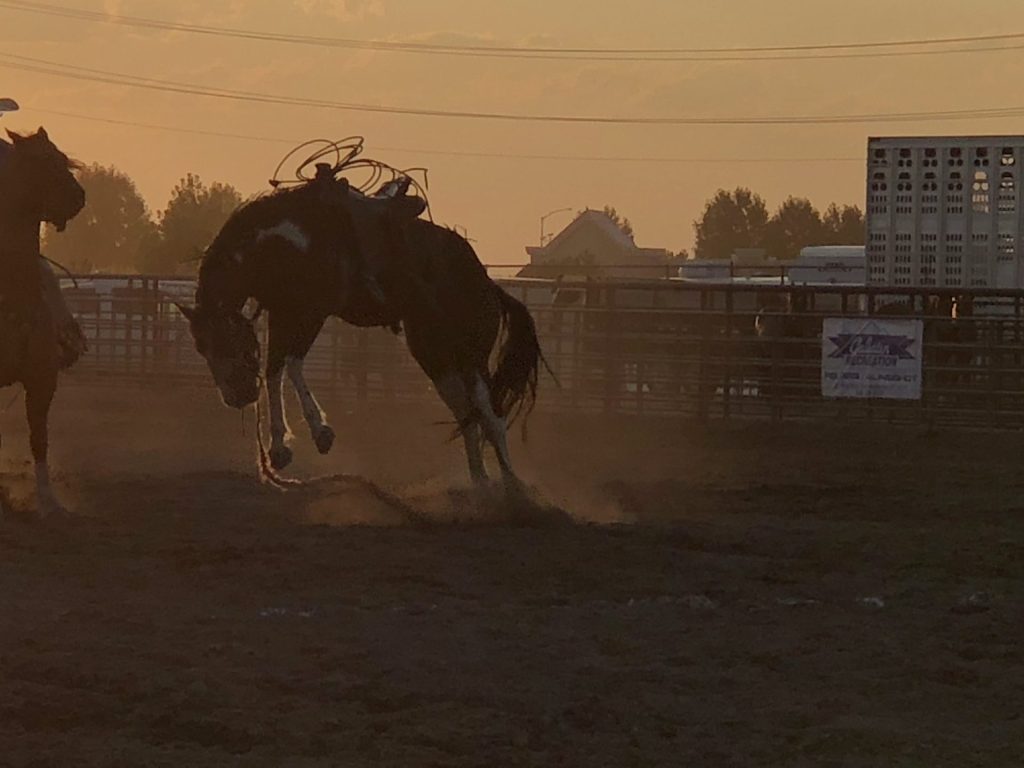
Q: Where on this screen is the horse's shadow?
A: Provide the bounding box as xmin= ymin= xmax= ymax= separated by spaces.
xmin=2 ymin=469 xmax=574 ymax=530
xmin=299 ymin=473 xmax=575 ymax=528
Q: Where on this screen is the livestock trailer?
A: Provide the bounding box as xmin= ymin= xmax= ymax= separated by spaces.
xmin=867 ymin=135 xmax=1024 ymax=290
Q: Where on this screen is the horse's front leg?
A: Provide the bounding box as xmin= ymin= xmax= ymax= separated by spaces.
xmin=268 ymin=312 xmax=332 ymax=461
xmin=287 ymin=355 xmax=334 ymax=455
xmin=265 ymin=356 xmax=293 ymax=471
xmin=25 ymin=372 xmax=65 ymax=517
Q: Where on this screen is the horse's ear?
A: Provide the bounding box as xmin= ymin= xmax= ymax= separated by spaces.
xmin=6 ymin=129 xmax=22 ymax=143
xmin=175 ymin=302 xmax=198 ymax=322
xmin=37 ymin=126 xmax=48 ymax=140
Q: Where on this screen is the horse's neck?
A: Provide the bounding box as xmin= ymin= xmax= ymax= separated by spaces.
xmin=197 ymin=256 xmax=250 ymax=313
xmin=0 ymin=195 xmax=42 ymax=261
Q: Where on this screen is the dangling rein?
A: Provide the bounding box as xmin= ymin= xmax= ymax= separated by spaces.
xmin=252 ymin=380 xmax=303 ymax=490
xmin=248 ymin=300 xmax=301 ymax=489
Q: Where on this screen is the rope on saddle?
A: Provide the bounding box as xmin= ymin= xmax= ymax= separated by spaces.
xmin=268 ymin=137 xmax=433 ymax=223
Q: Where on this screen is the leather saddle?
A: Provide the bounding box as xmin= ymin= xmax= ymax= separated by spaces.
xmin=349 ymin=176 xmax=427 ymax=220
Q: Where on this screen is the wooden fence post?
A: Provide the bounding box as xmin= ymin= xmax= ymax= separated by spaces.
xmin=603 ymin=286 xmax=619 ymax=415
xmin=723 ymin=288 xmax=734 ymax=420
xmin=697 ymin=288 xmax=711 ymax=422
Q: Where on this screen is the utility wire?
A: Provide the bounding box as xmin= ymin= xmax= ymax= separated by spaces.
xmin=27 ymin=106 xmax=866 ymax=164
xmin=2 ymin=0 xmax=1024 ymax=62
xmin=5 ymin=53 xmax=1024 ymax=126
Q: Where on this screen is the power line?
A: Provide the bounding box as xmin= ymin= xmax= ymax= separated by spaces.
xmin=3 ymin=0 xmax=1024 ymax=62
xmin=5 ymin=52 xmax=1024 ymax=126
xmin=27 ymin=106 xmax=866 ymax=164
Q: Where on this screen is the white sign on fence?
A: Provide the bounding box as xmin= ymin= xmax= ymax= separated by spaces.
xmin=821 ymin=317 xmax=923 ymax=400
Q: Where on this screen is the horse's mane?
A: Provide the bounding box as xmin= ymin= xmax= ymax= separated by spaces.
xmin=200 ymin=184 xmax=312 ymax=272
xmin=4 ymin=130 xmax=83 ymax=170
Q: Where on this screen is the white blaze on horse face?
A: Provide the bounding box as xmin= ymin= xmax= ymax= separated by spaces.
xmin=256 ymin=220 xmax=311 ymax=253
xmin=286 ymin=356 xmax=326 ymax=436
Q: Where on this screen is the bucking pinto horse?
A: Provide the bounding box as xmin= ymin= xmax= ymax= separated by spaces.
xmin=179 ymin=176 xmax=546 ymax=488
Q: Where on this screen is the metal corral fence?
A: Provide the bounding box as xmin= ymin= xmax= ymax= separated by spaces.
xmin=58 ymin=274 xmax=1024 ymax=428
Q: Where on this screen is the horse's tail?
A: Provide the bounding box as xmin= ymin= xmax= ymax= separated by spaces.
xmin=488 ymin=287 xmax=554 ymax=435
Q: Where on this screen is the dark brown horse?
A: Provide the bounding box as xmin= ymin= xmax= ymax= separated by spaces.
xmin=179 ymin=178 xmax=545 ymax=488
xmin=0 ymin=127 xmax=86 ymax=515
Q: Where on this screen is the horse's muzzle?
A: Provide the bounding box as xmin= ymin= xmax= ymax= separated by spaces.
xmin=222 ymin=372 xmax=260 ymax=409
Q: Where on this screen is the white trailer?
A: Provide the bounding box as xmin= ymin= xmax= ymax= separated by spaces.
xmin=789 ymin=246 xmax=866 ymax=286
xmin=866 ymin=135 xmax=1024 ymax=289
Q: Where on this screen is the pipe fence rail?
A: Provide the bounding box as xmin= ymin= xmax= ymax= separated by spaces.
xmin=57 ymin=274 xmax=1024 ymax=429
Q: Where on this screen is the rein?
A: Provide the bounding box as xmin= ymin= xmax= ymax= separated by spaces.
xmin=41 ymin=255 xmax=80 ymax=289
xmin=252 ymin=374 xmax=303 ymax=490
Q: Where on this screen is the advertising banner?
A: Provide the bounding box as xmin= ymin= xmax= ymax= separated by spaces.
xmin=821 ymin=318 xmax=923 ymax=400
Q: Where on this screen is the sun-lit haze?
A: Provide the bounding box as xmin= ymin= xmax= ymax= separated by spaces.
xmin=5 ymin=0 xmax=1024 ymax=262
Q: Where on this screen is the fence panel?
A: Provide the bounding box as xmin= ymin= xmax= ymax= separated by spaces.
xmin=57 ymin=275 xmax=1024 ymax=429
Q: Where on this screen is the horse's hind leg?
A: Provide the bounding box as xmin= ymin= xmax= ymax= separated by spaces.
xmin=466 ymin=371 xmax=521 ymax=489
xmin=25 ymin=372 xmax=64 ymax=516
xmin=434 ymin=372 xmax=488 ymax=484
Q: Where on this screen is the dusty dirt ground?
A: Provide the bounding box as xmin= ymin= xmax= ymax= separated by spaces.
xmin=1 ymin=381 xmax=1024 ymax=767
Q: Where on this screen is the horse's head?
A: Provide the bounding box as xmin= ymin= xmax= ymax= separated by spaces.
xmin=178 ymin=303 xmax=261 ymax=409
xmin=3 ymin=127 xmax=85 ymax=231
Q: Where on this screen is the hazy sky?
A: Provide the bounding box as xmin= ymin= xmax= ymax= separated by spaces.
xmin=5 ymin=0 xmax=1024 ymax=263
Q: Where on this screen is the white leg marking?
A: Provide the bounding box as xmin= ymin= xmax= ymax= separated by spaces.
xmin=468 ymin=373 xmax=516 ymax=483
xmin=267 ymin=367 xmax=291 ymax=452
xmin=286 ymin=356 xmax=326 ymax=437
xmin=435 ymin=372 xmax=488 ymax=482
xmin=35 ymin=461 xmax=65 ymax=517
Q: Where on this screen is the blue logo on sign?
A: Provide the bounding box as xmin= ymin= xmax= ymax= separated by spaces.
xmin=828 ymin=333 xmax=915 ymax=367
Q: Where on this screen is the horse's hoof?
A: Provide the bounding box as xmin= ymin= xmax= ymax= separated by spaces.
xmin=315 ymin=426 xmax=335 ymax=455
xmin=37 ymin=497 xmax=70 ymax=520
xmin=502 ymin=473 xmax=529 ymax=499
xmin=270 ymin=445 xmax=293 ymax=471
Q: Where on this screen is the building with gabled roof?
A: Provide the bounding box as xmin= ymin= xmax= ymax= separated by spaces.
xmin=518 ymin=209 xmax=673 ymax=279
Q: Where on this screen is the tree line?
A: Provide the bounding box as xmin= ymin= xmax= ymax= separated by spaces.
xmin=573 ymin=192 xmax=863 ymax=263
xmin=43 ymin=165 xmax=242 ymax=275
xmin=692 ymin=188 xmax=864 ymax=261
xmin=44 ymin=166 xmax=865 ymax=274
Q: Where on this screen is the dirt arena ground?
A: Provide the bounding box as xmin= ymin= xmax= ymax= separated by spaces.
xmin=1 ymin=381 xmax=1023 ymax=766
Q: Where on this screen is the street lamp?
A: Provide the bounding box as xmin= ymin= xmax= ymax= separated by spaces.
xmin=539 ymin=207 xmax=573 ymax=246
xmin=0 ymin=98 xmax=19 ymax=117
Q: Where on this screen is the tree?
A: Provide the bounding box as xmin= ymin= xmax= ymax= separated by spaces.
xmin=821 ymin=203 xmax=865 ymax=245
xmin=601 ymin=205 xmax=634 ymax=238
xmin=764 ymin=197 xmax=824 ymax=261
xmin=693 ymin=188 xmax=769 ymax=260
xmin=42 ymin=164 xmax=157 ymax=273
xmin=139 ymin=173 xmax=242 ymax=274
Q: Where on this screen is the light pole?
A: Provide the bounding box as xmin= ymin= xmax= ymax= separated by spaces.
xmin=539 ymin=207 xmax=573 ymax=247
xmin=0 ymin=97 xmax=18 ymax=117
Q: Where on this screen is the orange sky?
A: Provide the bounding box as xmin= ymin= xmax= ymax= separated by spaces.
xmin=5 ymin=0 xmax=1024 ymax=264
